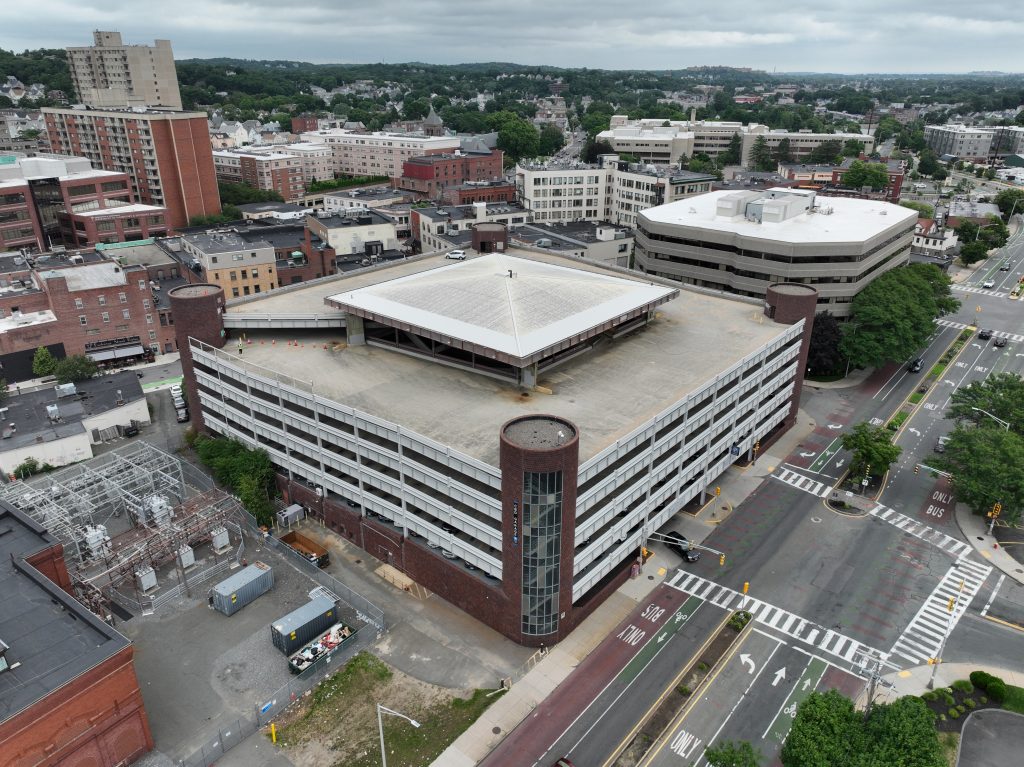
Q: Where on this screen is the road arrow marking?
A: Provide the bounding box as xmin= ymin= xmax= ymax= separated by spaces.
xmin=835 ymin=459 xmax=845 ymax=468
xmin=827 ymin=424 xmax=842 ymax=430
xmin=658 ymin=633 xmax=667 ymax=643
xmin=772 ymin=667 xmax=787 ymax=687
xmin=740 ymin=654 xmax=756 ymax=674
xmin=908 ymin=428 xmax=920 ymax=436
xmin=799 ymin=451 xmax=815 ymax=458
xmin=802 ymin=678 xmax=812 ymax=691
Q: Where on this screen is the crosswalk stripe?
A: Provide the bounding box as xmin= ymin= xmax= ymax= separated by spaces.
xmin=866 ymin=502 xmax=975 ymax=560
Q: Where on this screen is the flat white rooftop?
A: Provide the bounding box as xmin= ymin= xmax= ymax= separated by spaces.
xmin=39 ymin=262 xmax=127 ymax=291
xmin=641 ymin=190 xmax=917 ymax=244
xmin=325 ymin=253 xmax=677 ymax=366
xmin=0 ymin=310 xmax=56 ymax=333
xmin=72 ymin=203 xmax=166 ymax=217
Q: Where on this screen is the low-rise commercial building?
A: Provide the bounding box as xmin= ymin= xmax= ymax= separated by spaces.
xmin=510 ymin=221 xmax=634 ymax=267
xmin=212 ymin=148 xmax=306 ymax=201
xmin=300 ymin=129 xmax=461 ymax=179
xmin=395 ymin=149 xmax=504 ymax=199
xmin=412 ymin=202 xmax=530 ymax=252
xmin=0 ymin=501 xmax=153 ymax=766
xmin=180 ymin=230 xmax=278 ymax=298
xmin=923 ymin=125 xmax=994 ymax=163
xmin=634 ymin=188 xmax=916 ymax=317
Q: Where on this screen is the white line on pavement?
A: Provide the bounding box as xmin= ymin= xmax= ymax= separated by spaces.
xmin=980 ymin=573 xmax=1006 ymax=618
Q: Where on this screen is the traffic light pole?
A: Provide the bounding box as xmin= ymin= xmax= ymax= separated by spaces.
xmin=927 ymin=579 xmax=965 ymax=690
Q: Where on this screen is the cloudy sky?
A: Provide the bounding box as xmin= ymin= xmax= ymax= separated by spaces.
xmin=6 ymin=0 xmax=1022 ymax=73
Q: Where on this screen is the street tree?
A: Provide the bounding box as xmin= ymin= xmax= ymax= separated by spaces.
xmin=842 ymin=160 xmax=889 ymax=190
xmin=807 ymin=311 xmax=845 ymax=376
xmin=860 ymin=697 xmax=946 ymax=767
xmin=958 ymin=240 xmax=989 ymax=266
xmin=721 ymin=132 xmax=743 ymax=165
xmin=54 ymin=355 xmax=98 ymax=384
xmin=947 ymin=372 xmax=1024 ymax=435
xmin=917 ymin=150 xmax=940 ymax=177
xmin=841 ymin=422 xmax=902 ymax=479
xmin=807 ymin=140 xmax=842 ymax=164
xmin=781 ymin=690 xmax=860 ymax=767
xmin=537 ymin=124 xmax=566 ymax=156
xmin=899 ymin=201 xmax=934 ymax=219
xmin=937 ymin=426 xmax=1024 ymax=524
xmin=32 ymin=346 xmax=57 ymax=377
xmin=491 ymin=111 xmax=539 ymax=161
xmin=749 ymin=136 xmax=774 ymax=171
xmin=842 ymin=138 xmax=866 ymax=157
xmin=841 ymin=264 xmax=959 ymax=369
xmin=773 ymin=137 xmax=793 ymax=165
xmin=705 ymin=740 xmax=761 ymax=767
xmin=994 ymin=188 xmax=1024 ymax=217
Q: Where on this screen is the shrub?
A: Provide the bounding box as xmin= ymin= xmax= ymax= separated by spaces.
xmin=942 ymin=692 xmax=955 ymax=706
xmin=952 ymin=680 xmax=974 ymax=693
xmin=964 ymin=699 xmax=977 ymax=709
xmin=981 ymin=696 xmax=988 ymax=704
xmin=948 ymin=708 xmax=960 ymax=719
xmin=988 ymin=681 xmax=1007 ymax=703
xmin=697 ymin=662 xmax=709 ymax=672
xmin=678 ymin=685 xmax=691 ymax=696
xmin=921 ymin=691 xmax=938 ymax=701
xmin=939 ymin=714 xmax=947 ymax=722
xmin=970 ymin=671 xmax=994 ymax=689
xmin=956 ymin=705 xmax=966 ymax=714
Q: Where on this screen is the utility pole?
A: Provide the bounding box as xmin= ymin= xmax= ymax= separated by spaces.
xmin=860 ymin=651 xmax=893 ymax=717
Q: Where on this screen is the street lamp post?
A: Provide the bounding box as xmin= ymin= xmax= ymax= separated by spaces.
xmin=377 ymin=704 xmax=421 ymax=767
xmin=844 ymin=323 xmax=861 ymax=378
xmin=971 ymin=407 xmax=1011 ymax=431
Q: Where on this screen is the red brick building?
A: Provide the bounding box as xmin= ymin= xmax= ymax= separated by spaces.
xmin=396 ymin=149 xmax=504 ymax=199
xmin=43 ymin=108 xmax=221 ymax=229
xmin=212 ymin=149 xmax=306 ymax=202
xmin=441 ymin=180 xmax=517 ymax=206
xmin=291 ymin=114 xmax=321 ymax=133
xmin=0 ymin=179 xmax=43 ymax=252
xmin=0 ymin=502 xmax=153 ymax=767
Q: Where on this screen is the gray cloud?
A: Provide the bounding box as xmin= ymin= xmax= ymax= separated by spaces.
xmin=5 ymin=1 xmax=1022 ymax=73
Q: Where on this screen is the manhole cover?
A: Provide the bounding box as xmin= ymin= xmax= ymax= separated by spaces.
xmin=355 ymin=559 xmax=362 ymax=564
xmin=977 ymin=537 xmax=985 ymax=541
xmin=721 ymin=505 xmax=729 ymax=510
xmin=492 ymin=726 xmax=501 ymax=735
xmin=648 ymin=575 xmax=655 ymax=580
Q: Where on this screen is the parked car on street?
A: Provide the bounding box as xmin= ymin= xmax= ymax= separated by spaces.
xmin=665 ymin=531 xmax=700 ymax=563
xmin=176 ymin=408 xmax=189 ymax=423
xmin=978 ymin=328 xmax=993 ymax=340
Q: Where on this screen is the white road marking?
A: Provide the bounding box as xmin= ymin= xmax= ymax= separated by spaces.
xmin=865 ymin=502 xmax=973 ymax=559
xmin=980 ymin=573 xmax=1006 ymax=618
xmin=772 ymin=467 xmax=834 ymax=498
xmin=888 ymin=558 xmax=992 ymax=665
xmin=666 ymin=570 xmax=885 ymax=667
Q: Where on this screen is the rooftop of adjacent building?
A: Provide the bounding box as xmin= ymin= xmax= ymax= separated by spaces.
xmin=511 ymin=221 xmax=631 ymax=249
xmin=641 ymin=188 xmax=917 ymax=243
xmin=236 ymin=202 xmax=307 ymax=216
xmin=71 ymin=203 xmax=166 ymax=218
xmin=217 ymin=249 xmax=789 ymax=466
xmin=312 ymin=209 xmax=401 ymax=229
xmin=42 ymin=106 xmax=206 ymax=120
xmin=300 ymin=128 xmax=460 ymax=142
xmin=0 ymin=501 xmax=130 ymax=725
xmin=0 ymin=151 xmax=125 ymax=183
xmin=414 ymin=202 xmax=528 ymax=222
xmin=182 ymin=230 xmax=274 ymax=255
xmin=0 ymin=371 xmax=145 ymax=449
xmin=212 ymin=148 xmax=300 ymax=161
xmin=405 ymin=150 xmax=496 ymax=165
xmin=94 ymin=239 xmax=176 ymax=268
xmin=324 ymin=187 xmax=410 ymax=202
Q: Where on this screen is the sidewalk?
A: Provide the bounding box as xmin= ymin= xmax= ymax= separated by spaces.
xmin=432 ymin=409 xmax=818 ymax=767
xmin=956 ymin=503 xmax=1024 ymax=586
xmin=862 ymin=663 xmax=1024 ymax=709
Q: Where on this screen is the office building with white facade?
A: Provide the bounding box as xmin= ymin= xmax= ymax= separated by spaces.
xmin=300 ymin=129 xmax=461 ymax=179
xmin=171 ymin=245 xmax=817 ymax=645
xmin=923 ymin=125 xmax=995 ymax=163
xmin=634 ymin=189 xmax=917 ymax=317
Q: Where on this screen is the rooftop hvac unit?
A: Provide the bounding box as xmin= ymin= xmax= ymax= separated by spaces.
xmin=55 ymin=383 xmax=77 ymax=398
xmin=46 ymin=404 xmax=60 ymax=422
xmin=135 ymin=566 xmax=157 ymax=593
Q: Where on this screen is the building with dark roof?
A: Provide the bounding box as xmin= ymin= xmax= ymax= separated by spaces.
xmin=0 ymin=501 xmax=153 ymax=766
xmin=396 ymin=149 xmax=504 ymax=199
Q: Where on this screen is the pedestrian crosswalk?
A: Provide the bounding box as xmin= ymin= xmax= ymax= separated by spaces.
xmin=888 ymin=558 xmax=992 ymax=665
xmin=953 ymin=284 xmax=1009 ymax=298
xmin=772 ymin=467 xmax=833 ymax=498
xmin=666 ymin=570 xmax=883 ymax=666
xmin=866 ymin=503 xmax=974 ymax=559
xmin=937 ymin=318 xmax=1024 ymax=343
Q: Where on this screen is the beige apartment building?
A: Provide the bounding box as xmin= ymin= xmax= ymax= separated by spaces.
xmin=66 ymin=31 xmax=182 ymax=110
xmin=179 ymin=231 xmax=278 ymax=298
xmin=300 ymin=129 xmax=461 ymax=178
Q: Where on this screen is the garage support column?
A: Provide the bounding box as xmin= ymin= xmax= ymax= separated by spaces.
xmin=521 ymin=363 xmax=537 ymax=389
xmin=346 ymin=313 xmax=366 ymax=346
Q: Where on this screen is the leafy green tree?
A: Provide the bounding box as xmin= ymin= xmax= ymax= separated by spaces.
xmin=937 ymin=427 xmax=1024 ymax=524
xmin=582 ymin=139 xmax=614 ymax=163
xmin=237 ymin=473 xmax=275 ymax=526
xmin=54 ymin=355 xmax=99 ymax=384
xmin=841 ymin=422 xmax=902 ymax=479
xmin=807 ymin=311 xmax=845 ymax=376
xmin=721 ymin=133 xmax=743 ymax=165
xmin=402 ymin=97 xmax=430 ymax=120
xmin=807 ymin=140 xmax=843 ymax=164
xmin=860 ymin=697 xmax=946 ymax=767
xmin=958 ymin=240 xmax=989 ymax=266
xmin=537 ymin=124 xmax=566 ymax=156
xmin=917 ymin=150 xmax=940 ymax=177
xmin=994 ymin=188 xmax=1024 ymax=217
xmin=842 ymin=139 xmax=866 ymax=157
xmin=749 ymin=136 xmax=774 ymax=171
xmin=841 ymin=264 xmax=958 ymax=369
xmin=781 ymin=690 xmax=861 ymax=767
xmin=774 ymin=137 xmax=793 ymax=164
xmin=842 ymin=160 xmax=889 ymax=190
xmin=32 ymin=346 xmax=58 ymax=377
xmin=705 ymin=740 xmax=761 ymax=767
xmin=189 ymin=206 xmax=242 ymax=227
xmin=899 ymin=201 xmax=934 ymax=219
xmin=218 ymin=181 xmax=284 ymax=206
xmin=490 ymin=111 xmax=539 ymax=161
xmin=947 ymin=373 xmax=1024 ymax=435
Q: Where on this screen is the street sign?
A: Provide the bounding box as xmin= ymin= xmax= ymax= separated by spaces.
xmin=861 ymin=479 xmax=869 ymax=486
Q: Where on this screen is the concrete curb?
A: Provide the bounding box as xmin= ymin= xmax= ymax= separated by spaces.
xmin=955 ymin=504 xmax=1024 ymax=586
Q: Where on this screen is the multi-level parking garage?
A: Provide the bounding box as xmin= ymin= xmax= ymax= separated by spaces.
xmin=171 ymin=246 xmax=817 ymax=644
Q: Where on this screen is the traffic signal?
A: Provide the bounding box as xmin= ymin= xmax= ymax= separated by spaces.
xmin=989 ymin=502 xmax=1002 ymax=519
xmin=914 ymin=465 xmax=919 ymax=474
xmin=719 ymin=553 xmax=725 ymax=566
xmin=715 ymin=486 xmax=721 ymax=497
xmin=947 ymin=597 xmax=956 ymax=612
xmin=754 ymin=441 xmax=761 ymax=452
xmin=641 ymin=547 xmax=652 ymax=562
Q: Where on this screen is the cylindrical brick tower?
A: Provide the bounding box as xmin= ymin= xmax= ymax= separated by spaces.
xmin=169 ymin=284 xmax=225 ymax=433
xmin=764 ymin=283 xmax=818 ymax=430
xmin=499 ymin=414 xmax=579 ymax=646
